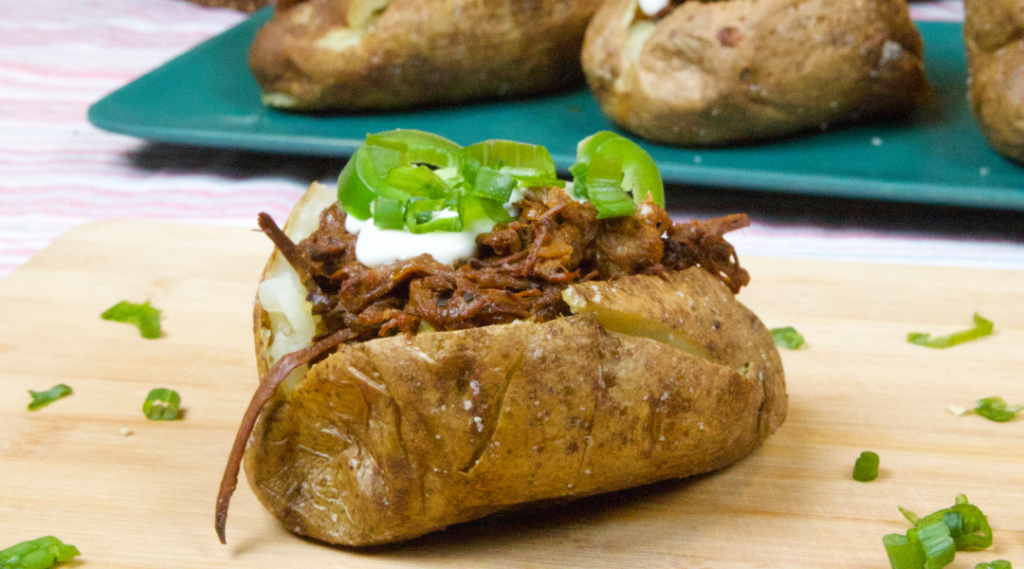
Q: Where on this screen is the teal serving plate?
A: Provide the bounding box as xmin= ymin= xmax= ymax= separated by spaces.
xmin=88 ymin=9 xmax=1024 ymax=210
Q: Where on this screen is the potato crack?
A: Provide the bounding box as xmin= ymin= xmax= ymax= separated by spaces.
xmin=458 ymin=350 xmax=526 ymax=474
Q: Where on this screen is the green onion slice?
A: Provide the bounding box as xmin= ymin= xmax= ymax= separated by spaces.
xmin=883 ymin=533 xmax=928 ymax=569
xmin=370 ymin=129 xmax=462 ymax=169
xmin=404 ymin=199 xmax=463 ymax=234
xmin=372 ymin=197 xmax=406 ymax=230
xmin=471 ymin=166 xmax=515 ymax=203
xmin=572 ymin=131 xmax=666 ymax=210
xmin=975 ymin=560 xmax=1013 ymax=569
xmin=385 ymin=165 xmax=449 ymax=199
xmin=143 ymin=388 xmax=181 ymax=421
xmin=462 ymin=139 xmax=558 ymax=183
xmin=972 ymin=396 xmax=1022 ymax=423
xmin=1 ymin=536 xmax=80 ymax=569
xmin=770 ymin=326 xmax=805 ymax=349
xmin=852 ymin=451 xmax=879 ymax=482
xmin=907 ymin=313 xmax=994 ymax=349
xmin=884 ymin=496 xmax=994 ymax=569
xmin=27 ymin=384 xmax=72 ymax=411
xmin=914 ymin=520 xmax=956 ymax=569
xmin=101 ymin=300 xmax=162 ymax=339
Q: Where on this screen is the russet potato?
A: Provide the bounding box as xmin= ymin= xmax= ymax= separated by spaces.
xmin=963 ymin=0 xmax=1024 ymax=163
xmin=581 ymin=0 xmax=929 ymax=146
xmin=249 ymin=0 xmax=602 ymax=111
xmin=241 ymin=183 xmax=787 ymax=546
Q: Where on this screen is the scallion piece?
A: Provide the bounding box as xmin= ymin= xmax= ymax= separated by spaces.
xmin=976 ymin=560 xmax=1012 ymax=569
xmin=143 ymin=388 xmax=181 ymax=421
xmin=907 ymin=313 xmax=993 ymax=349
xmin=884 ymin=533 xmax=927 ymax=569
xmin=886 ymin=494 xmax=994 ymax=569
xmin=471 ymin=167 xmax=515 ymax=203
xmin=404 ymin=199 xmax=462 ymax=234
xmin=852 ymin=451 xmax=879 ymax=482
xmin=27 ymin=384 xmax=72 ymax=411
xmin=101 ymin=300 xmax=162 ymax=339
xmin=770 ymin=326 xmax=805 ymax=349
xmin=461 ymin=139 xmax=557 ymax=182
xmin=0 ymin=536 xmax=80 ymax=569
xmin=384 ymin=165 xmax=449 ymax=199
xmin=915 ymin=520 xmax=956 ymax=569
xmin=588 ymin=185 xmax=637 ymax=219
xmin=372 ymin=197 xmax=406 ymax=230
xmin=972 ymin=396 xmax=1022 ymax=423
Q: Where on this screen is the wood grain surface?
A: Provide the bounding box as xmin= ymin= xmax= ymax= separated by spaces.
xmin=1 ymin=220 xmax=1021 ymax=568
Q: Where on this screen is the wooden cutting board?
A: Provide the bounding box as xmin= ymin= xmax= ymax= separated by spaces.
xmin=1 ymin=220 xmax=1022 ymax=569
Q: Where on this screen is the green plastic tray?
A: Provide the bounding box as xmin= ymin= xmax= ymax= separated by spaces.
xmin=88 ymin=9 xmax=1024 ymax=210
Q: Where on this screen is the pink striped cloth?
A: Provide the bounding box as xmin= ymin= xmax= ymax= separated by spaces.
xmin=1 ymin=0 xmax=1020 ymax=280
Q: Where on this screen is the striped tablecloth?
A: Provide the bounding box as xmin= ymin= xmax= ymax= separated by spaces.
xmin=2 ymin=0 xmax=1021 ymax=280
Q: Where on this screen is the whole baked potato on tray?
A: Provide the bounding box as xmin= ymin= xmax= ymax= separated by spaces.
xmin=250 ymin=0 xmax=603 ymax=110
xmin=963 ymin=0 xmax=1024 ymax=163
xmin=582 ymin=0 xmax=930 ymax=146
xmin=215 ymin=129 xmax=787 ymax=546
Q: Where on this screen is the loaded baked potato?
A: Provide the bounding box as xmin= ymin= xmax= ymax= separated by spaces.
xmin=216 ymin=130 xmax=787 ymax=546
xmin=250 ymin=0 xmax=602 ymax=110
xmin=582 ymin=0 xmax=929 ymax=146
xmin=963 ymin=0 xmax=1024 ymax=163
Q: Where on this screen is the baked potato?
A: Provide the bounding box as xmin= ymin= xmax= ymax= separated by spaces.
xmin=215 ymin=132 xmax=787 ymax=546
xmin=250 ymin=0 xmax=602 ymax=111
xmin=963 ymin=0 xmax=1024 ymax=163
xmin=581 ymin=0 xmax=929 ymax=146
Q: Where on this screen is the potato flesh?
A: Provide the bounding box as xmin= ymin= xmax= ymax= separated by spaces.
xmin=563 ymin=285 xmax=710 ymax=360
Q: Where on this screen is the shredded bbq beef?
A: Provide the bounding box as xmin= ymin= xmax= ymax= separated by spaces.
xmin=261 ymin=187 xmax=750 ymax=345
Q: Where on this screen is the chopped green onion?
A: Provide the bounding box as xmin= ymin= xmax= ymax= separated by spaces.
xmin=588 ymin=185 xmax=637 ymax=219
xmin=576 ymin=131 xmax=621 ymax=164
xmin=976 ymin=561 xmax=1012 ymax=569
xmin=471 ymin=167 xmax=515 ymax=203
xmin=585 ymin=133 xmax=665 ymax=206
xmin=101 ymin=300 xmax=162 ymax=339
xmin=568 ymin=162 xmax=589 ymax=200
xmin=385 ymin=165 xmax=449 ymax=199
xmin=0 ymin=536 xmax=80 ymax=569
xmin=336 ymin=155 xmax=373 ymax=221
xmin=852 ymin=451 xmax=879 ymax=482
xmin=27 ymin=384 xmax=72 ymax=411
xmin=914 ymin=520 xmax=956 ymax=569
xmin=372 ymin=197 xmax=406 ymax=230
xmin=462 ymin=139 xmax=557 ymax=181
xmin=369 ymin=129 xmax=462 ymax=169
xmin=587 ymin=153 xmax=624 ymax=183
xmin=404 ymin=199 xmax=463 ymax=234
xmin=907 ymin=313 xmax=994 ymax=349
xmin=886 ymin=494 xmax=994 ymax=569
xmin=770 ymin=326 xmax=805 ymax=349
xmin=884 ymin=533 xmax=927 ymax=569
xmin=143 ymin=388 xmax=181 ymax=421
xmin=460 ymin=193 xmax=513 ymax=226
xmin=972 ymin=396 xmax=1022 ymax=423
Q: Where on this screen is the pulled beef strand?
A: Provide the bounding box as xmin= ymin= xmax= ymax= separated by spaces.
xmin=215 ymin=327 xmax=356 ymax=544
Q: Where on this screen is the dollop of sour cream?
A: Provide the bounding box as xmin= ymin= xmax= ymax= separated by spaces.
xmin=345 ymin=214 xmax=496 ymax=267
xmin=638 ymin=0 xmax=669 ymax=16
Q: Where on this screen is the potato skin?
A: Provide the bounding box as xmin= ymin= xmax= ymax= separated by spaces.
xmin=246 ymin=242 xmax=786 ymax=544
xmin=250 ymin=0 xmax=601 ymax=111
xmin=963 ymin=0 xmax=1024 ymax=163
xmin=581 ymin=0 xmax=928 ymax=146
